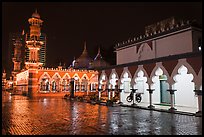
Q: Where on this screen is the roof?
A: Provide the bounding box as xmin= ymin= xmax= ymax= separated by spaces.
xmin=89 ymin=47 xmax=110 ymax=69
xmin=32 ymin=9 xmax=40 ymax=19
xmin=115 ymin=19 xmax=202 ymax=50
xmin=73 ymin=42 xmax=93 ymax=69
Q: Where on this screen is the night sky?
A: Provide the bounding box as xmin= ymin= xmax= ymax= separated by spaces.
xmin=2 ymin=2 xmax=202 ymax=74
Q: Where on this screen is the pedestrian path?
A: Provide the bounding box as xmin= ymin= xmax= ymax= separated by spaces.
xmin=120 ymin=102 xmax=198 ymax=116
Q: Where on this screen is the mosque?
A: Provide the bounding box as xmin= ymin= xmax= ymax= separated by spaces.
xmin=2 ymin=10 xmax=202 ymax=115
xmin=2 ymin=10 xmax=109 ymax=97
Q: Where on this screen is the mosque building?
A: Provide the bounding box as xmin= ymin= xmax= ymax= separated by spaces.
xmin=97 ymin=17 xmax=202 ymax=115
xmin=3 ymin=10 xmax=109 ymax=97
xmin=2 ymin=11 xmax=202 ymax=115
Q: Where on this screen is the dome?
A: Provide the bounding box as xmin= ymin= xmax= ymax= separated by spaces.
xmin=32 ymin=9 xmax=40 ymax=19
xmin=89 ymin=47 xmax=110 ymax=69
xmin=73 ymin=42 xmax=93 ymax=69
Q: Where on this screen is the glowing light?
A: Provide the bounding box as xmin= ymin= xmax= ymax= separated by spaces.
xmin=198 ymin=46 xmax=201 ymax=51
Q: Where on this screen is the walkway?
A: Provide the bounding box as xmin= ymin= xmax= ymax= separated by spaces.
xmin=120 ymin=102 xmax=198 ymax=116
xmin=2 ymin=93 xmax=202 ymax=135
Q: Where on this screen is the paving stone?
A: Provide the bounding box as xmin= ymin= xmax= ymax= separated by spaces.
xmin=2 ymin=94 xmax=202 ymax=135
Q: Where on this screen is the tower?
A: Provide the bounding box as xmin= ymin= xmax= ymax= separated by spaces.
xmin=2 ymin=70 xmax=7 ymax=90
xmin=25 ymin=9 xmax=44 ymax=69
xmin=25 ymin=10 xmax=44 ymax=97
xmin=12 ymin=37 xmax=22 ymax=77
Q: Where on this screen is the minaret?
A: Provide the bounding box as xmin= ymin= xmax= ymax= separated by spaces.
xmin=25 ymin=9 xmax=43 ymax=69
xmin=2 ymin=70 xmax=7 ymax=90
xmin=25 ymin=10 xmax=43 ymax=97
xmin=12 ymin=37 xmax=22 ymax=76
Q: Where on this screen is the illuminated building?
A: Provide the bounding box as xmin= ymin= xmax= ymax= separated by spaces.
xmin=115 ymin=17 xmax=202 ymax=65
xmin=12 ymin=10 xmax=98 ymax=97
xmin=73 ymin=41 xmax=93 ymax=69
xmin=72 ymin=43 xmax=110 ymax=69
xmin=25 ymin=32 xmax=47 ymax=67
xmin=97 ymin=17 xmax=202 ymax=114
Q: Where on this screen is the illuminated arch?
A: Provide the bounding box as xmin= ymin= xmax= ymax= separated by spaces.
xmin=171 ymin=59 xmax=197 ymax=84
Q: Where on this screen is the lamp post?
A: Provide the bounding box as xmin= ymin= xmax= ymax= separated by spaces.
xmin=167 ymin=89 xmax=177 ymax=112
xmin=194 ymin=89 xmax=202 ymax=117
xmin=147 ymin=88 xmax=155 ymax=109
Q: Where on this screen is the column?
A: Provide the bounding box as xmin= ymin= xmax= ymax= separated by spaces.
xmin=194 ymin=89 xmax=202 ymax=117
xmin=147 ymin=88 xmax=155 ymax=109
xmin=108 ymin=89 xmax=111 ymax=100
xmin=112 ymin=89 xmax=115 ymax=99
xmin=167 ymin=89 xmax=177 ymax=112
xmin=98 ymin=88 xmax=101 ymax=101
xmin=28 ymin=69 xmax=38 ymax=98
xmin=118 ymin=89 xmax=123 ymax=104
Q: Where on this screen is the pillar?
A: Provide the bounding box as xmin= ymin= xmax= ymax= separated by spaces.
xmin=70 ymin=78 xmax=75 ymax=98
xmin=194 ymin=89 xmax=202 ymax=117
xmin=108 ymin=89 xmax=111 ymax=100
xmin=98 ymin=88 xmax=101 ymax=101
xmin=167 ymin=89 xmax=177 ymax=112
xmin=118 ymin=89 xmax=123 ymax=104
xmin=112 ymin=89 xmax=115 ymax=99
xmin=147 ymin=88 xmax=155 ymax=109
xmin=28 ymin=69 xmax=38 ymax=98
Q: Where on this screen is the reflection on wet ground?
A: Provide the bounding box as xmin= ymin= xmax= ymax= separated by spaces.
xmin=2 ymin=93 xmax=202 ymax=135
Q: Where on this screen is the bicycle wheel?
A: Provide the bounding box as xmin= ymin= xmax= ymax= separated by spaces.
xmin=126 ymin=96 xmax=132 ymax=102
xmin=136 ymin=96 xmax=142 ymax=103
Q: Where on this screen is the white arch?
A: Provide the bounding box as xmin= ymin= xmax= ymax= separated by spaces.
xmin=171 ymin=59 xmax=197 ymax=85
xmin=62 ymin=73 xmax=71 ymax=80
xmin=99 ymin=71 xmax=108 ymax=89
xmin=120 ymin=67 xmax=132 ymax=81
xmin=150 ymin=66 xmax=170 ymax=104
xmin=109 ymin=69 xmax=119 ymax=89
xmin=150 ymin=62 xmax=170 ymax=85
xmin=133 ymin=65 xmax=150 ymax=86
xmin=172 ymin=65 xmax=197 ymax=109
xmin=51 ymin=72 xmax=61 ymax=80
xmin=133 ymin=69 xmax=149 ymax=103
xmin=38 ymin=72 xmax=51 ymax=83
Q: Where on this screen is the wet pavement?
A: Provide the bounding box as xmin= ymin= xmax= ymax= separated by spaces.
xmin=2 ymin=92 xmax=202 ymax=135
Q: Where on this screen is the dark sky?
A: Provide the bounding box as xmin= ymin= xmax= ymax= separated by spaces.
xmin=2 ymin=2 xmax=202 ymax=72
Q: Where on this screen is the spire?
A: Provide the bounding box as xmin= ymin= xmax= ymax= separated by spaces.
xmin=35 ymin=9 xmax=38 ymax=14
xmin=83 ymin=41 xmax=87 ymax=51
xmin=98 ymin=46 xmax=101 ymax=55
xmin=94 ymin=46 xmax=102 ymax=60
xmin=22 ymin=29 xmax=25 ymax=35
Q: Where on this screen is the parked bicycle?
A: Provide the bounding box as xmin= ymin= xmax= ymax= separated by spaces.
xmin=126 ymin=90 xmax=142 ymax=103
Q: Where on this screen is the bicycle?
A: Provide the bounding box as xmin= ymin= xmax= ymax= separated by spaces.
xmin=126 ymin=90 xmax=142 ymax=103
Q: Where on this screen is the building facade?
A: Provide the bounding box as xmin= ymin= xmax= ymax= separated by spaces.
xmin=115 ymin=17 xmax=202 ymax=65
xmin=97 ymin=17 xmax=202 ymax=114
xmin=10 ymin=10 xmax=98 ymax=97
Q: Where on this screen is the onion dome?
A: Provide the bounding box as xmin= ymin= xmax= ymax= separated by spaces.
xmin=73 ymin=41 xmax=93 ymax=69
xmin=32 ymin=9 xmax=40 ymax=19
xmin=89 ymin=47 xmax=110 ymax=69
